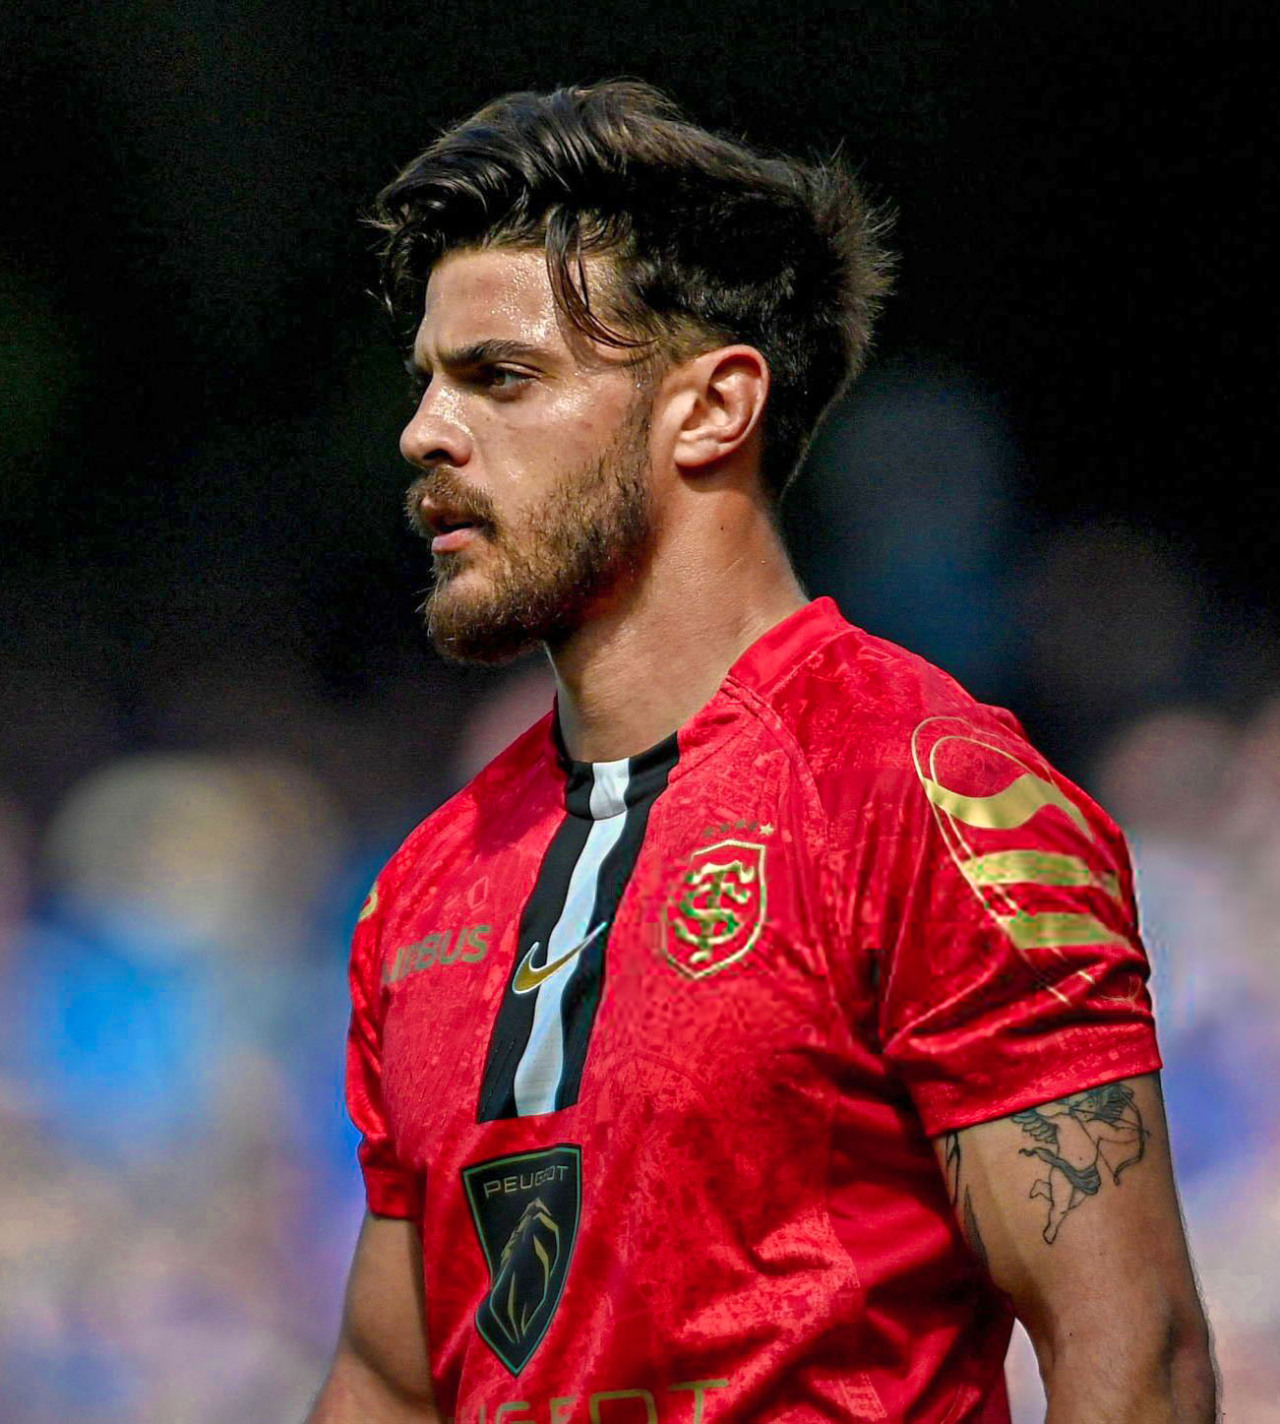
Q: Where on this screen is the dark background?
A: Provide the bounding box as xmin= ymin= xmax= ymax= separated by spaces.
xmin=3 ymin=1 xmax=1273 ymax=821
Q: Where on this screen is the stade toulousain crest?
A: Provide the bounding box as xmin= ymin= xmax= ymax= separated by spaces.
xmin=462 ymin=1146 xmax=582 ymax=1374
xmin=665 ymin=838 xmax=768 ymax=979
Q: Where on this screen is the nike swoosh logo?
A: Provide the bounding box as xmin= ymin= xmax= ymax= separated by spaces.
xmin=512 ymin=921 xmax=609 ymax=995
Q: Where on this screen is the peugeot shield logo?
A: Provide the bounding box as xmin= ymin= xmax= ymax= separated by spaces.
xmin=461 ymin=1145 xmax=583 ymax=1374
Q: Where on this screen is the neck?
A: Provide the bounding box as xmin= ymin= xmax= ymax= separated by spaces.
xmin=550 ymin=500 xmax=806 ymax=763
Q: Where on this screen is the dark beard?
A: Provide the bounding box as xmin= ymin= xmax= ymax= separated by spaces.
xmin=408 ymin=400 xmax=653 ymax=665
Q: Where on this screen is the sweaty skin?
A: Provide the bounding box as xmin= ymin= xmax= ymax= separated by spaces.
xmin=399 ymin=247 xmax=807 ymax=763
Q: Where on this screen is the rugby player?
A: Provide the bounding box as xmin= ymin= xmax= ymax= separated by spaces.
xmin=307 ymin=81 xmax=1216 ymax=1422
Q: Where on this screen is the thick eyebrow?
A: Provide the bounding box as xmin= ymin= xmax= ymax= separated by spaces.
xmin=407 ymin=338 xmax=551 ymax=378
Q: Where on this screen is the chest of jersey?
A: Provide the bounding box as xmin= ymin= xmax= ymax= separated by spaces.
xmin=377 ymin=731 xmax=847 ymax=1160
xmin=373 ymin=729 xmax=886 ymax=1408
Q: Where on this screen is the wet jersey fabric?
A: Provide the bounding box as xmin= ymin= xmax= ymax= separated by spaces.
xmin=346 ymin=598 xmax=1161 ymax=1422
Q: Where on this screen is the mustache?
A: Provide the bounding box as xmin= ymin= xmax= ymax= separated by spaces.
xmin=404 ymin=470 xmax=499 ymax=540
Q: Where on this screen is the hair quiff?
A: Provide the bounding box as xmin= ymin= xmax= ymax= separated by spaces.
xmin=373 ymin=80 xmax=894 ymax=499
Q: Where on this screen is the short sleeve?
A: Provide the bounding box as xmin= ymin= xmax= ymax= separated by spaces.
xmin=346 ymin=876 xmax=425 ymax=1219
xmin=876 ymin=713 xmax=1162 ymax=1136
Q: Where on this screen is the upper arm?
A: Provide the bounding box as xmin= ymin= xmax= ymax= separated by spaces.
xmin=315 ymin=870 xmax=437 ymax=1419
xmin=934 ymin=1072 xmax=1217 ymax=1417
xmin=307 ymin=1211 xmax=438 ymax=1423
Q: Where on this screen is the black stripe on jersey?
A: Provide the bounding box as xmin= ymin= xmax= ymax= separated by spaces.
xmin=555 ymin=762 xmax=669 ymax=1109
xmin=476 ymin=733 xmax=679 ymax=1122
xmin=617 ymin=733 xmax=683 ymax=807
xmin=476 ymin=810 xmax=594 ymax=1122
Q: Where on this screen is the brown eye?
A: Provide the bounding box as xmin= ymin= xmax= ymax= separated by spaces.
xmin=483 ymin=367 xmax=532 ymax=393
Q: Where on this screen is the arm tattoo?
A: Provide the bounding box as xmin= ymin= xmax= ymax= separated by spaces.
xmin=942 ymin=1130 xmax=990 ymax=1271
xmin=1011 ymin=1082 xmax=1149 ymax=1244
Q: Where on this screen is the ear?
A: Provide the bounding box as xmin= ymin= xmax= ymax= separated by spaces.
xmin=666 ymin=345 xmax=770 ymax=474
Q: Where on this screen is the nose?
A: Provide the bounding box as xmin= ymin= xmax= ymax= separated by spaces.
xmin=400 ymin=386 xmax=473 ymax=471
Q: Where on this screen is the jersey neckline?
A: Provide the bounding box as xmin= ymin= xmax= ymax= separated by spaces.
xmin=549 ymin=597 xmax=849 ymax=818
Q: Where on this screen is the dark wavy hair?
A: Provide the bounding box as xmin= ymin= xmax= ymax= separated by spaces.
xmin=372 ymin=80 xmax=893 ymax=499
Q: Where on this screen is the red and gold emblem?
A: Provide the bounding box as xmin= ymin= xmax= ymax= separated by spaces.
xmin=665 ymin=839 xmax=768 ymax=979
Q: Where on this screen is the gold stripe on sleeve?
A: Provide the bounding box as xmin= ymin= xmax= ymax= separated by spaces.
xmin=998 ymin=909 xmax=1127 ymax=951
xmin=958 ymin=850 xmax=1123 ymax=904
xmin=920 ymin=770 xmax=1089 ymax=836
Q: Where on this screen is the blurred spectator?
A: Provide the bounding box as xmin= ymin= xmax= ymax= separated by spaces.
xmin=1020 ymin=520 xmax=1207 ymax=770
xmin=1092 ymin=698 xmax=1280 ymax=1415
xmin=0 ymin=751 xmax=359 ymax=1415
xmin=1096 ymin=709 xmax=1254 ymax=1183
xmin=11 ymin=753 xmax=345 ymax=1166
xmin=793 ymin=360 xmax=1020 ymax=700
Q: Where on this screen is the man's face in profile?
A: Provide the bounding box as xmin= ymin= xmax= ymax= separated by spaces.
xmin=401 ymin=247 xmax=656 ymax=664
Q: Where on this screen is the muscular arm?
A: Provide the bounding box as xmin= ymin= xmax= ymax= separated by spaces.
xmin=306 ymin=1212 xmax=441 ymax=1423
xmin=935 ymin=1073 xmax=1217 ymax=1423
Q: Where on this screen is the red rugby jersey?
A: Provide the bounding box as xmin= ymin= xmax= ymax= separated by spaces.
xmin=346 ymin=597 xmax=1160 ymax=1423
